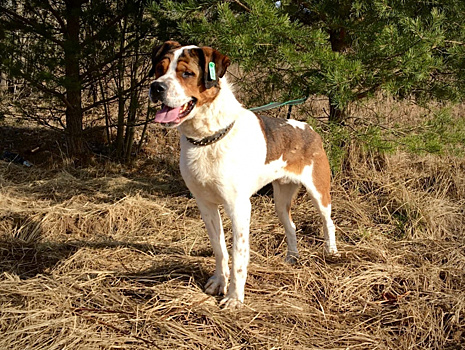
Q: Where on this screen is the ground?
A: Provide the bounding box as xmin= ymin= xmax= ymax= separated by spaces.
xmin=0 ymin=121 xmax=464 ymax=349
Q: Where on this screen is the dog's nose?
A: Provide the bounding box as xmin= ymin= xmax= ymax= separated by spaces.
xmin=150 ymin=81 xmax=167 ymax=94
xmin=149 ymin=81 xmax=167 ymax=101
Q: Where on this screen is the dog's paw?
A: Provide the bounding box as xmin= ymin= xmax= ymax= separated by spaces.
xmin=219 ymin=296 xmax=243 ymax=310
xmin=285 ymin=253 xmax=300 ymax=265
xmin=325 ymin=244 xmax=341 ymax=257
xmin=205 ymin=275 xmax=228 ymax=296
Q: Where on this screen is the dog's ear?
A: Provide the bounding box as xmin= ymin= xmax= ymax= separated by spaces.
xmin=149 ymin=41 xmax=182 ymax=77
xmin=190 ymin=47 xmax=231 ymax=89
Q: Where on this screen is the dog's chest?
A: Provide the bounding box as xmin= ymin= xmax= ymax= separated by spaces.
xmin=179 ymin=142 xmax=231 ymax=192
xmin=179 ymin=127 xmax=268 ymax=199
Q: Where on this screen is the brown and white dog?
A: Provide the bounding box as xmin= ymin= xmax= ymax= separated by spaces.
xmin=148 ymin=41 xmax=338 ymax=309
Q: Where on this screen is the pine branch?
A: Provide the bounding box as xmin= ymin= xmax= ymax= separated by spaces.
xmin=43 ymin=2 xmax=67 ymax=34
xmin=0 ymin=6 xmax=64 ymax=47
xmin=230 ymin=0 xmax=251 ymax=13
xmin=81 ymin=76 xmax=149 ymax=113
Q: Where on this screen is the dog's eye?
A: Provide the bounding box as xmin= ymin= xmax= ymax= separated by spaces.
xmin=182 ymin=71 xmax=195 ymax=78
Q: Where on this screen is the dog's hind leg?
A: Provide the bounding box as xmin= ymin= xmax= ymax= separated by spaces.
xmin=197 ymin=200 xmax=230 ymax=296
xmin=301 ymin=161 xmax=338 ymax=255
xmin=272 ymin=180 xmax=301 ymax=264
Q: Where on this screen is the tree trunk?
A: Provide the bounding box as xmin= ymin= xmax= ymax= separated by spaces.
xmin=64 ymin=0 xmax=84 ymax=155
xmin=328 ymin=28 xmax=348 ymax=124
xmin=115 ymin=15 xmax=128 ymax=159
xmin=328 ymin=95 xmax=345 ymax=124
xmin=124 ymin=10 xmax=143 ymax=163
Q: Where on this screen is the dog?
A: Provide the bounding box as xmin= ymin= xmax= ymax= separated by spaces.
xmin=148 ymin=41 xmax=338 ymax=309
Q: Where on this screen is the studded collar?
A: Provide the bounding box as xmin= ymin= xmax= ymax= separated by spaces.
xmin=185 ymin=121 xmax=235 ymax=147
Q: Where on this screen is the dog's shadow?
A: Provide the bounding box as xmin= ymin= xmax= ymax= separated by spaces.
xmin=118 ymin=255 xmax=213 ymax=300
xmin=0 ymin=237 xmax=212 ymax=289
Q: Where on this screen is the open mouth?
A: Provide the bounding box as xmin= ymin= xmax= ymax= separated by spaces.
xmin=154 ymin=98 xmax=197 ymax=125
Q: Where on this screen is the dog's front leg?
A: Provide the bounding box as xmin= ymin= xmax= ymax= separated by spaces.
xmin=220 ymin=198 xmax=252 ymax=309
xmin=197 ymin=200 xmax=230 ymax=296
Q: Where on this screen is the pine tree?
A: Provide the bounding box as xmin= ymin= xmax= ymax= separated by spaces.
xmin=0 ymin=0 xmax=152 ymax=157
xmin=150 ymin=0 xmax=465 ymax=124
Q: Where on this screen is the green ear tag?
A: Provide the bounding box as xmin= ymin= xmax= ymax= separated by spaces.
xmin=208 ymin=62 xmax=216 ymax=80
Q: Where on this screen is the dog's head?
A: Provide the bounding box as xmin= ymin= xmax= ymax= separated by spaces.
xmin=148 ymin=41 xmax=231 ymax=127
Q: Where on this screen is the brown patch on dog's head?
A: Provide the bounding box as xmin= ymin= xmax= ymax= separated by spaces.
xmin=189 ymin=47 xmax=231 ymax=89
xmin=149 ymin=41 xmax=182 ymax=77
xmin=174 ymin=47 xmax=231 ymax=106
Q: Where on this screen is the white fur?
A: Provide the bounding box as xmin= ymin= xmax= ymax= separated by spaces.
xmin=286 ymin=118 xmax=307 ymax=130
xmin=153 ymin=47 xmax=338 ymax=309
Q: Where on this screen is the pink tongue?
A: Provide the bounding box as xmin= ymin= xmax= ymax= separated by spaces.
xmin=155 ymin=105 xmax=182 ymax=123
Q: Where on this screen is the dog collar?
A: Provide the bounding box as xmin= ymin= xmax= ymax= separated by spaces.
xmin=186 ymin=121 xmax=235 ymax=146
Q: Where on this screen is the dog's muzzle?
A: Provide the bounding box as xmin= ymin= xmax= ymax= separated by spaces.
xmin=149 ymin=81 xmax=167 ymax=102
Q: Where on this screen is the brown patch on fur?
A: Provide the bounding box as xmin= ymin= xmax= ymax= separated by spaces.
xmin=154 ymin=58 xmax=171 ymax=79
xmin=257 ymin=115 xmax=331 ymax=207
xmin=312 ymin=151 xmax=332 ymax=207
xmin=257 ymin=116 xmax=321 ymax=170
xmin=173 ymin=47 xmax=230 ymax=107
xmin=188 ymin=47 xmax=230 ymax=89
xmin=149 ymin=41 xmax=182 ymax=77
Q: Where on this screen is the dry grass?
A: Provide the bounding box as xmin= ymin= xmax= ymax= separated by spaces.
xmin=1 ymin=118 xmax=465 ymax=349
